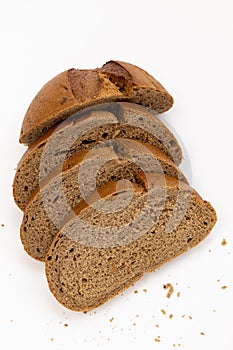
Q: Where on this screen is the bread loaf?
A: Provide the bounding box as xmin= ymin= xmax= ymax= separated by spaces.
xmin=20 ymin=61 xmax=173 ymax=145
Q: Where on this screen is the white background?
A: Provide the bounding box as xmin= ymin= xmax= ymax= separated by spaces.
xmin=0 ymin=0 xmax=233 ymax=349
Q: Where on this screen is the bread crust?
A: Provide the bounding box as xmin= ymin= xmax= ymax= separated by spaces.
xmin=20 ymin=61 xmax=173 ymax=145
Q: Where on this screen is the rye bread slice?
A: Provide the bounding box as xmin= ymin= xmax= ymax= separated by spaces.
xmin=45 ymin=175 xmax=217 ymax=312
xmin=20 ymin=141 xmax=186 ymax=261
xmin=20 ymin=60 xmax=174 ymax=145
xmin=13 ymin=102 xmax=182 ymax=210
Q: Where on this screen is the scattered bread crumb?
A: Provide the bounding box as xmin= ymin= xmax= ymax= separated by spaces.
xmin=208 ymin=249 xmax=211 ymax=252
xmin=161 ymin=309 xmax=166 ymax=315
xmin=136 ymin=314 xmax=139 ymax=317
xmin=133 ymin=323 xmax=136 ymax=326
xmin=178 ymin=344 xmax=181 ymax=347
xmin=169 ymin=314 xmax=173 ymax=319
xmin=109 ymin=317 xmax=114 ymax=322
xmin=154 ymin=338 xmax=161 ymax=342
xmin=83 ymin=311 xmax=87 ymax=314
xmin=134 ymin=290 xmax=138 ymax=294
xmin=221 ymin=286 xmax=227 ymax=289
xmin=1 ymin=224 xmax=4 ymax=227
xmin=200 ymin=332 xmax=205 ymax=336
xmin=221 ymin=238 xmax=227 ymax=246
xmin=182 ymin=315 xmax=185 ymax=318
xmin=189 ymin=316 xmax=193 ymax=320
xmin=155 ymin=324 xmax=159 ymax=328
xmin=163 ymin=283 xmax=174 ymax=298
xmin=177 ymin=292 xmax=180 ymax=298
xmin=64 ymin=323 xmax=68 ymax=327
xmin=50 ymin=338 xmax=54 ymax=342
xmin=143 ymin=289 xmax=147 ymax=293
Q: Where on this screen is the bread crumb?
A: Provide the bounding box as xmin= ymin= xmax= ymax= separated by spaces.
xmin=136 ymin=314 xmax=139 ymax=317
xmin=64 ymin=323 xmax=68 ymax=327
xmin=155 ymin=324 xmax=159 ymax=328
xmin=208 ymin=249 xmax=211 ymax=252
xmin=178 ymin=344 xmax=181 ymax=347
xmin=134 ymin=290 xmax=138 ymax=294
xmin=133 ymin=323 xmax=136 ymax=326
xmin=1 ymin=224 xmax=4 ymax=227
xmin=189 ymin=316 xmax=193 ymax=320
xmin=154 ymin=338 xmax=161 ymax=342
xmin=83 ymin=311 xmax=87 ymax=314
xmin=181 ymin=315 xmax=185 ymax=318
xmin=221 ymin=238 xmax=227 ymax=246
xmin=221 ymin=286 xmax=227 ymax=289
xmin=161 ymin=309 xmax=166 ymax=315
xmin=51 ymin=338 xmax=54 ymax=342
xmin=163 ymin=283 xmax=174 ymax=298
xmin=143 ymin=289 xmax=147 ymax=293
xmin=109 ymin=317 xmax=114 ymax=322
xmin=200 ymin=332 xmax=205 ymax=336
xmin=177 ymin=292 xmax=180 ymax=298
xmin=169 ymin=314 xmax=173 ymax=319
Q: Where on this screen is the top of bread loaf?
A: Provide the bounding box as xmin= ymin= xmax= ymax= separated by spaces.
xmin=20 ymin=60 xmax=174 ymax=145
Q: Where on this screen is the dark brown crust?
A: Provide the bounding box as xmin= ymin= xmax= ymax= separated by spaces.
xmin=20 ymin=61 xmax=174 ymax=145
xmin=68 ymin=69 xmax=102 ymax=103
xmin=100 ymin=61 xmax=168 ymax=93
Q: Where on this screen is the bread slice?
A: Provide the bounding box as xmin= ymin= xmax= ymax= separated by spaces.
xmin=20 ymin=60 xmax=174 ymax=145
xmin=20 ymin=140 xmax=186 ymax=261
xmin=45 ymin=174 xmax=216 ymax=312
xmin=13 ymin=102 xmax=182 ymax=211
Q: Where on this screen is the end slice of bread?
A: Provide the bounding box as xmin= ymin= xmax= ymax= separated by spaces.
xmin=45 ymin=175 xmax=217 ymax=312
xmin=20 ymin=61 xmax=173 ymax=145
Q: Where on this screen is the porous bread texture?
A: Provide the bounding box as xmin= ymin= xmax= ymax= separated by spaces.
xmin=13 ymin=102 xmax=182 ymax=211
xmin=20 ymin=142 xmax=186 ymax=261
xmin=20 ymin=60 xmax=174 ymax=145
xmin=45 ymin=175 xmax=217 ymax=312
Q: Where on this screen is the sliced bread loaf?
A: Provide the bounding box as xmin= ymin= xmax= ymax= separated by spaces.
xmin=20 ymin=140 xmax=186 ymax=261
xmin=20 ymin=60 xmax=174 ymax=145
xmin=45 ymin=175 xmax=217 ymax=312
xmin=13 ymin=102 xmax=182 ymax=210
